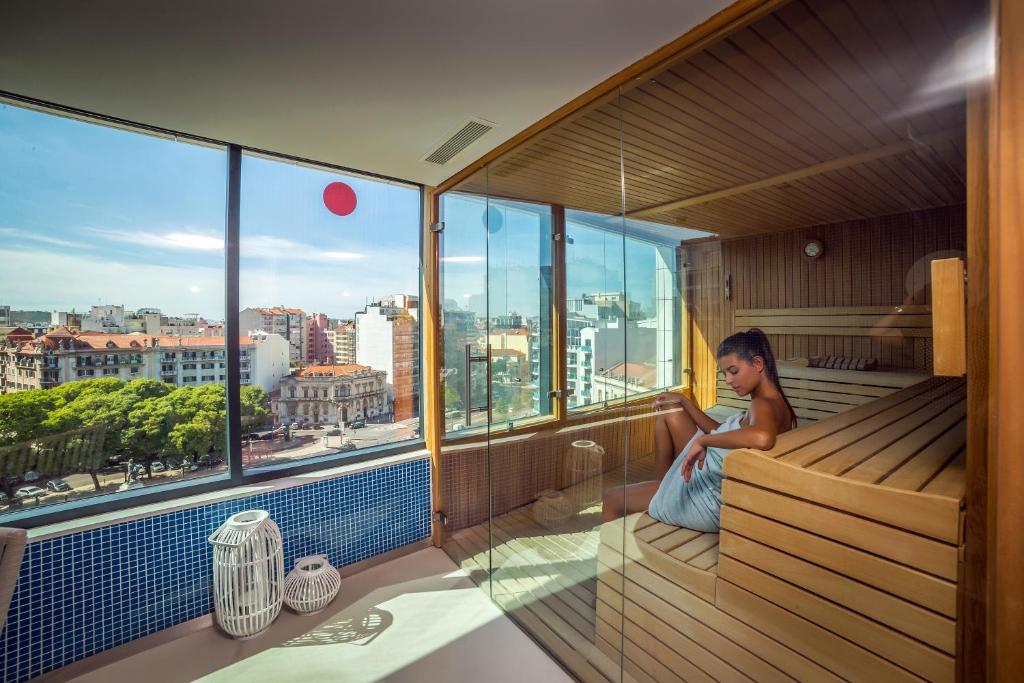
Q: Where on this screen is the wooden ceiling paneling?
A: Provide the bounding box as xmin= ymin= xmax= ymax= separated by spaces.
xmin=460 ymin=0 xmax=980 ymax=239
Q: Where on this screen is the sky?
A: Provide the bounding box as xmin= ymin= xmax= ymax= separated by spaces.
xmin=0 ymin=102 xmax=421 ymax=322
xmin=1 ymin=101 xmax=685 ymax=325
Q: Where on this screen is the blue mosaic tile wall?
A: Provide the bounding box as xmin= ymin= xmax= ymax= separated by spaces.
xmin=0 ymin=457 xmax=431 ymax=683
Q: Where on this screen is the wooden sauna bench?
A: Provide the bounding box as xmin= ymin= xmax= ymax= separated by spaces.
xmin=597 ymin=375 xmax=966 ymax=683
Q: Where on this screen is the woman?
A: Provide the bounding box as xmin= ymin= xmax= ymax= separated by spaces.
xmin=601 ymin=329 xmax=797 ymax=530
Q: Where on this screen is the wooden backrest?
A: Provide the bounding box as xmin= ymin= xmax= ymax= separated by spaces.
xmin=734 ymin=305 xmax=933 ymax=338
xmin=717 ymin=365 xmax=930 ymax=422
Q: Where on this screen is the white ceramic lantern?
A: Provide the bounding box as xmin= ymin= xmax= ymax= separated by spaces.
xmin=283 ymin=555 xmax=342 ymax=615
xmin=565 ymin=439 xmax=605 ymax=509
xmin=208 ymin=509 xmax=285 ymax=639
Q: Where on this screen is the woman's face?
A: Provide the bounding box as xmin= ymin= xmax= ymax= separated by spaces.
xmin=718 ymin=353 xmax=765 ymax=397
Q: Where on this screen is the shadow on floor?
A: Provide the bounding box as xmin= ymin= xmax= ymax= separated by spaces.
xmin=280 ymin=607 xmax=393 ymax=648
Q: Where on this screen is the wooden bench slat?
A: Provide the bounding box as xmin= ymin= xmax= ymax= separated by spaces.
xmin=736 ymin=314 xmax=933 ymax=327
xmin=921 ymin=449 xmax=967 ymax=499
xmin=721 ymin=479 xmax=959 ymax=580
xmin=735 ymin=306 xmax=932 ymax=316
xmin=720 ymin=532 xmax=956 ymax=653
xmin=668 ymin=532 xmax=720 ymax=564
xmin=718 ymin=381 xmax=879 ymax=404
xmin=634 ymin=520 xmax=679 ymax=545
xmin=649 ymin=526 xmax=703 ymax=552
xmin=836 ymin=401 xmax=966 ymax=484
xmin=755 ymin=377 xmax=948 ymax=457
xmin=805 ymin=388 xmax=967 ymax=475
xmin=881 ymin=422 xmax=968 ymax=492
xmin=725 ymin=448 xmax=963 ymax=542
xmin=687 ymin=545 xmax=721 ymax=571
xmin=741 ymin=325 xmax=933 ymax=338
xmin=719 ymin=556 xmax=954 ymax=683
xmin=717 ymin=580 xmax=924 ymax=683
xmin=720 ymin=505 xmax=957 ymax=617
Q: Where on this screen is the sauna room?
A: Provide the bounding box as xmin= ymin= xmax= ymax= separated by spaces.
xmin=1 ymin=0 xmax=1019 ymax=681
xmin=432 ymin=0 xmax=996 ymax=681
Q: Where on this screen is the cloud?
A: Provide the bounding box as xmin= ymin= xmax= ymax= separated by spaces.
xmin=0 ymin=227 xmax=91 ymax=250
xmin=84 ymin=227 xmax=369 ymax=263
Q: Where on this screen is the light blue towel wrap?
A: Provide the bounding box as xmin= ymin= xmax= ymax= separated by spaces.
xmin=647 ymin=411 xmax=746 ymax=532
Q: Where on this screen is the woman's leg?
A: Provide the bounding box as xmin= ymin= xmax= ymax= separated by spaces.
xmin=601 ymin=480 xmax=661 ymax=523
xmin=654 ymin=407 xmax=699 ymax=478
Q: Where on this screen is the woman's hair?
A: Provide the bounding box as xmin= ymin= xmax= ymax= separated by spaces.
xmin=717 ymin=329 xmax=797 ymax=425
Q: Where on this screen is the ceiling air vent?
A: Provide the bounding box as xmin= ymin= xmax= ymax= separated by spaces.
xmin=424 ymin=118 xmax=494 ymax=165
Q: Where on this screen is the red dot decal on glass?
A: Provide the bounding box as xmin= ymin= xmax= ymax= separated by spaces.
xmin=323 ymin=182 xmax=357 ymax=216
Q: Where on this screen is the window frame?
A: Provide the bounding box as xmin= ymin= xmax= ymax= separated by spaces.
xmin=0 ymin=93 xmax=426 ymax=529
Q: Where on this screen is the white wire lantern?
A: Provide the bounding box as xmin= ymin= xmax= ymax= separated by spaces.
xmin=283 ymin=555 xmax=342 ymax=615
xmin=208 ymin=509 xmax=285 ymax=639
xmin=565 ymin=439 xmax=605 ymax=509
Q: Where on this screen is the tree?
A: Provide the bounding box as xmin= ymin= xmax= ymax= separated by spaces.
xmin=240 ymin=385 xmax=272 ymax=433
xmin=0 ymin=390 xmax=58 ymax=445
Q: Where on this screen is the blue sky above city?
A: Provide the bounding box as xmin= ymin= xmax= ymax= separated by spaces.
xmin=1 ymin=101 xmax=696 ymax=325
xmin=0 ymin=102 xmax=420 ymax=322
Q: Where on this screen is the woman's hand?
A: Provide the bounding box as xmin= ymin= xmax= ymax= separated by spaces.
xmin=681 ymin=437 xmax=707 ymax=482
xmin=653 ymin=391 xmax=686 ymax=411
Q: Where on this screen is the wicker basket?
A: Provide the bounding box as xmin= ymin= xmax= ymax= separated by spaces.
xmin=532 ymin=489 xmax=574 ymax=529
xmin=283 ymin=555 xmax=341 ymax=615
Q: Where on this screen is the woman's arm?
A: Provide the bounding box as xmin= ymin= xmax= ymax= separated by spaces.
xmin=680 ymin=397 xmax=779 ymax=481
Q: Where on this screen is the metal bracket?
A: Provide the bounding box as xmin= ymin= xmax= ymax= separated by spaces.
xmin=430 ymin=221 xmax=445 ymax=233
xmin=553 ymin=233 xmax=562 ymax=242
xmin=433 ymin=511 xmax=448 ymax=526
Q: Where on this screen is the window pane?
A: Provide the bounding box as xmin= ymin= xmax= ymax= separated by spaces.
xmin=238 ymin=154 xmax=421 ymax=466
xmin=438 ymin=189 xmax=554 ymax=434
xmin=0 ymin=102 xmax=228 ymax=516
xmin=566 ymin=210 xmax=707 ymax=408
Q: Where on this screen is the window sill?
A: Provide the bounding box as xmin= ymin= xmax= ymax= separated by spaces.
xmin=26 ymin=448 xmax=429 ymax=542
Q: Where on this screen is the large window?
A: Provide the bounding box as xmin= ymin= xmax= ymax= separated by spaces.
xmin=238 ymin=154 xmax=422 ymax=467
xmin=0 ymin=101 xmax=228 ymax=514
xmin=0 ymin=100 xmax=424 ymax=524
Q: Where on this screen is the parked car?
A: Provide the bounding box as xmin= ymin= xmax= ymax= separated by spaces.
xmin=151 ymin=461 xmax=166 ymax=473
xmin=325 ymin=428 xmax=341 ymax=436
xmin=46 ymin=479 xmax=71 ymax=493
xmin=16 ymin=485 xmax=47 ymax=500
xmin=348 ymin=419 xmax=366 ymax=429
xmin=23 ymin=470 xmax=40 ymax=482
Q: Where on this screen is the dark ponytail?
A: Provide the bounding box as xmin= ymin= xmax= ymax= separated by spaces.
xmin=717 ymin=329 xmax=797 ymax=426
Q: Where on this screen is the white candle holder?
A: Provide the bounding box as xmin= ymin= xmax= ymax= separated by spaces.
xmin=208 ymin=509 xmax=285 ymax=639
xmin=284 ymin=555 xmax=342 ymax=615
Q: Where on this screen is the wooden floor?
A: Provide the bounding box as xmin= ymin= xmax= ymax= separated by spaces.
xmin=442 ymin=457 xmax=657 ymax=683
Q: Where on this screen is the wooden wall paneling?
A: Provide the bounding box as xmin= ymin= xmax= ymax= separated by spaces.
xmin=989 ymin=1 xmax=1024 ymax=678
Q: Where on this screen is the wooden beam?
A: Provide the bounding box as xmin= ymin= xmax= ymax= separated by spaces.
xmin=432 ymin=0 xmax=788 ymax=196
xmin=963 ymin=76 xmax=989 ymax=683
xmin=989 ymin=1 xmax=1024 ymax=679
xmin=421 ymin=187 xmax=445 ymax=547
xmin=627 ymin=129 xmax=962 ymax=218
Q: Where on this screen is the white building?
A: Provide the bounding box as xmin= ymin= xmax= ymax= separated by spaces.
xmin=82 ymin=304 xmax=125 ymax=333
xmin=239 ymin=306 xmax=307 ymax=366
xmin=355 ymin=298 xmax=419 ymax=420
xmin=0 ymin=329 xmax=290 ymax=394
